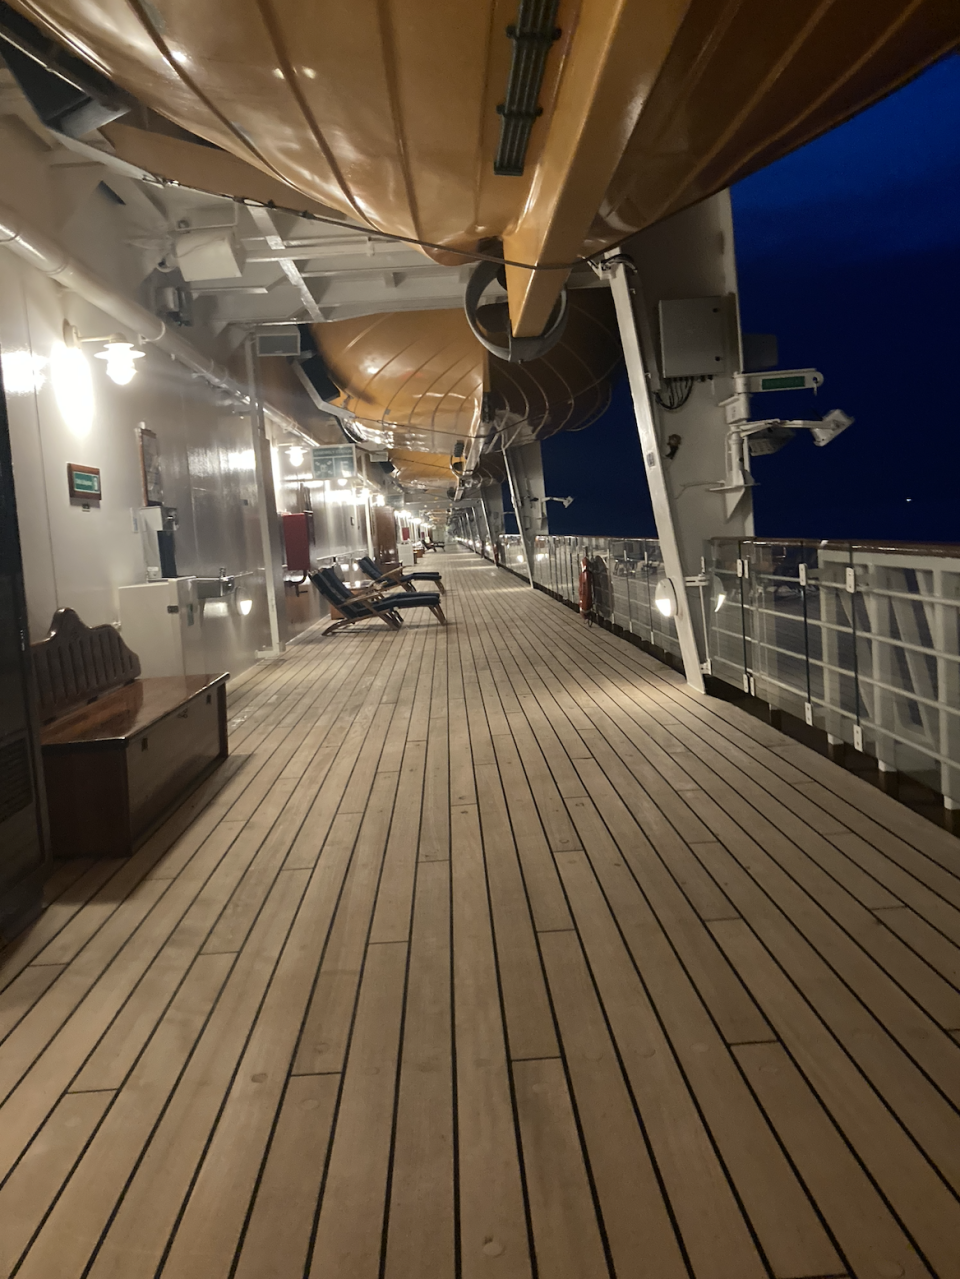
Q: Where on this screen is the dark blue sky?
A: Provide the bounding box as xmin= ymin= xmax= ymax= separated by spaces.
xmin=540 ymin=54 xmax=960 ymax=543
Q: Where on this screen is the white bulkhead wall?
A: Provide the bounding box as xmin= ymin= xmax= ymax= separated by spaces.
xmin=0 ymin=113 xmax=369 ymax=675
xmin=0 ymin=245 xmax=275 ymax=671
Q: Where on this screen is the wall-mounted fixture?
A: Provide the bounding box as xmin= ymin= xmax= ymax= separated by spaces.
xmin=64 ymin=322 xmax=146 ymax=387
xmin=287 ymin=445 xmax=305 ymax=467
xmin=51 ymin=340 xmax=94 ymax=437
xmin=95 ymin=341 xmax=145 ymax=386
xmin=654 ymin=578 xmax=678 ymax=618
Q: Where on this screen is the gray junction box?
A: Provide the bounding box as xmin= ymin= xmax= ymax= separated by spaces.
xmin=658 ymin=296 xmax=727 ymax=378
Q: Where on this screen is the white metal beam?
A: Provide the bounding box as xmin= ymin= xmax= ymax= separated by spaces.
xmin=503 ymin=447 xmax=536 ymax=588
xmin=247 ymin=205 xmax=324 ymax=322
xmin=605 ymin=256 xmax=705 ymax=693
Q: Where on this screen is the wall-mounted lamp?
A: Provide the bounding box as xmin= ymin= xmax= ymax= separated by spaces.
xmin=96 ymin=341 xmax=145 ymax=385
xmin=287 ymin=446 xmax=305 ymax=467
xmin=237 ymin=596 xmax=253 ymax=616
xmin=65 ymin=322 xmax=145 ymax=386
xmin=654 ymin=579 xmax=678 ymax=619
xmin=52 ymin=333 xmax=94 ymax=438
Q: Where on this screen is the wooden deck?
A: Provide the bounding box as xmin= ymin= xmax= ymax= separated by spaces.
xmin=3 ymin=550 xmax=960 ymax=1279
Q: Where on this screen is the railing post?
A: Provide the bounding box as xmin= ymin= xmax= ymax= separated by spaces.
xmin=605 ymin=258 xmax=705 ymax=692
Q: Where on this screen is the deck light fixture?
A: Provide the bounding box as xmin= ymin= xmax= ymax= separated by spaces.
xmin=655 ymin=579 xmax=678 ymax=618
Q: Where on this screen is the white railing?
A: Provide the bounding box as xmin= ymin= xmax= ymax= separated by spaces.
xmin=710 ymin=538 xmax=960 ymax=810
xmin=489 ymin=533 xmax=682 ymax=659
xmin=471 ymin=532 xmax=960 ymax=812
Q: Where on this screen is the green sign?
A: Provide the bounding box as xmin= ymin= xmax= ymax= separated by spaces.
xmin=312 ymin=445 xmax=356 ymax=480
xmin=72 ymin=470 xmax=101 ymax=493
xmin=760 ymin=375 xmax=807 ymax=391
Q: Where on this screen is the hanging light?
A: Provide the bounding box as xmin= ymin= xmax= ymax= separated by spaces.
xmin=237 ymin=596 xmax=253 ymax=616
xmin=287 ymin=445 xmax=305 ymax=467
xmin=654 ymin=579 xmax=678 ymax=618
xmin=95 ymin=340 xmax=145 ymax=385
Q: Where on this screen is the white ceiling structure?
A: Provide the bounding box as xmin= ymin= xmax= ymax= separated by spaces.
xmin=0 ymin=62 xmax=479 ymax=337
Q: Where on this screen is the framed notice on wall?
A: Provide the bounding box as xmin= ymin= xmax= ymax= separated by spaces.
xmin=67 ymin=463 xmax=101 ymax=501
xmin=139 ymin=426 xmax=162 ymax=505
xmin=311 ymin=443 xmax=356 ymax=480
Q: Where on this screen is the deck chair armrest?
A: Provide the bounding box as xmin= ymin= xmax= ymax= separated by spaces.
xmin=349 ymin=584 xmax=391 ymax=602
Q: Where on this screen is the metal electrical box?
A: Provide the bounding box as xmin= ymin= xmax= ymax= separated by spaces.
xmin=659 ymin=296 xmax=728 ymax=378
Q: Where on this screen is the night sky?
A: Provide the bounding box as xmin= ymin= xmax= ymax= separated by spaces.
xmin=537 ymin=53 xmax=960 ymax=545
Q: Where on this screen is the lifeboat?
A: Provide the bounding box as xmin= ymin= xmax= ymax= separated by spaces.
xmin=309 ymin=287 xmax=621 ymax=489
xmin=6 ymin=0 xmax=958 ymax=345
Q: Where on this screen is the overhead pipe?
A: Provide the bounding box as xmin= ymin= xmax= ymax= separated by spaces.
xmin=0 ymin=201 xmax=308 ymax=440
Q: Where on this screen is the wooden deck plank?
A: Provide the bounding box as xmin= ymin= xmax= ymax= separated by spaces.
xmin=7 ymin=551 xmax=960 ymax=1279
xmin=0 ymin=1090 xmax=114 ymax=1278
xmin=0 ymin=859 xmax=127 ymax=992
xmin=474 ymin=762 xmax=559 ymax=1060
xmin=552 ymin=847 xmax=769 ymax=1279
xmin=13 ymin=953 xmax=233 ymax=1279
xmin=309 ymin=940 xmax=408 ymax=1279
xmin=712 ymin=918 xmax=960 ymax=1278
xmin=682 ymin=795 xmax=960 ymax=1113
xmin=567 ymin=770 xmax=767 ymax=1045
xmin=368 ymin=740 xmax=427 ymax=944
xmin=293 ymin=771 xmax=400 ymax=1075
xmin=512 ymin=1057 xmax=609 ymax=1279
xmin=557 ymin=813 xmax=841 ymax=1279
xmin=538 ymin=929 xmax=688 ymax=1279
xmin=0 ymin=963 xmax=65 ymax=1044
xmin=734 ymin=1040 xmax=930 ymax=1279
xmin=82 ymin=869 xmax=309 ymax=1279
xmin=451 ymin=802 xmax=532 ymax=1279
xmin=383 ymin=859 xmax=455 ymax=1279
xmin=233 ymin=1074 xmax=340 ymax=1279
xmin=160 ymin=813 xmax=386 ymax=1279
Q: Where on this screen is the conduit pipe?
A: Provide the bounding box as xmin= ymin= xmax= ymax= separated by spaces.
xmin=0 ymin=201 xmax=309 ymax=441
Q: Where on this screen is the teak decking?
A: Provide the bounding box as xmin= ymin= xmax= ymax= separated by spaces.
xmin=2 ymin=551 xmax=960 ymax=1279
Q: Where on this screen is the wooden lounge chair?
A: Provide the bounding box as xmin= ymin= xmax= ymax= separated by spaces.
xmin=310 ymin=567 xmax=445 ymax=636
xmin=357 ymin=554 xmax=445 ymax=594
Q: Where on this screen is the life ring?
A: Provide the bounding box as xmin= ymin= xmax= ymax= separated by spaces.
xmin=579 ymin=556 xmax=593 ymax=618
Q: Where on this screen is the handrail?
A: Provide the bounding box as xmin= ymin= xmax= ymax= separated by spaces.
xmin=479 ymin=531 xmax=960 ymax=820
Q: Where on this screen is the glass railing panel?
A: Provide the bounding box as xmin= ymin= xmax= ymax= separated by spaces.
xmin=851 ymin=546 xmax=960 ymax=802
xmin=744 ymin=541 xmax=816 ymax=721
xmin=806 ymin=544 xmax=859 ymax=743
xmin=708 ymin=538 xmax=747 ymax=688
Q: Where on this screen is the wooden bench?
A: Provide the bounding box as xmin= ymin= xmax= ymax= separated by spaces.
xmin=32 ymin=608 xmax=228 ymax=858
